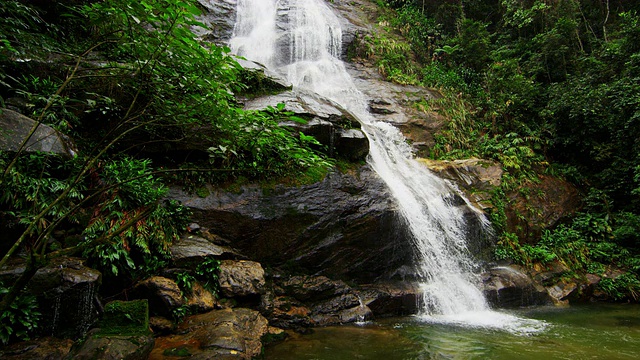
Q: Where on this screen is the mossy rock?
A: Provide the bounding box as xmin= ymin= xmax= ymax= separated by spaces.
xmin=97 ymin=300 xmax=150 ymax=336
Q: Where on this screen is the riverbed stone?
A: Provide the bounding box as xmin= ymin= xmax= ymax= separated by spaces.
xmin=150 ymin=308 xmax=268 ymax=360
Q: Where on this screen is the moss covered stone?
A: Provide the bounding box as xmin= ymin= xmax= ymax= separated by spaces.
xmin=97 ymin=300 xmax=150 ymax=336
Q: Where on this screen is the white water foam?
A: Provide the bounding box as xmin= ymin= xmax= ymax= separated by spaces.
xmin=230 ymin=0 xmax=546 ymax=334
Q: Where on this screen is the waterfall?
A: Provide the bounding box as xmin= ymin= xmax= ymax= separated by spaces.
xmin=230 ymin=0 xmax=544 ymax=333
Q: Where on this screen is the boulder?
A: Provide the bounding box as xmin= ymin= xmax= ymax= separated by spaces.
xmin=185 ymin=282 xmax=217 ymax=313
xmin=0 ymin=108 xmax=76 ymax=157
xmin=167 ymin=166 xmax=416 ymax=283
xmin=68 ymin=300 xmax=153 ymax=360
xmin=150 ymin=308 xmax=268 ymax=360
xmin=279 ymin=275 xmax=351 ymax=301
xmin=67 ymin=329 xmax=154 ymax=360
xmin=505 ymin=175 xmax=582 ymax=244
xmin=0 ymin=257 xmax=101 ymax=339
xmin=482 ymin=266 xmax=551 ymax=308
xmin=169 ymin=234 xmax=242 ymax=268
xmin=259 ymin=292 xmax=314 ymax=329
xmin=0 ymin=337 xmax=73 ymax=360
xmin=132 ymin=276 xmax=183 ymax=318
xmin=218 ymin=260 xmax=266 ymax=298
xmin=244 ymin=89 xmax=368 ymax=161
xmin=358 ymin=282 xmax=421 ymax=316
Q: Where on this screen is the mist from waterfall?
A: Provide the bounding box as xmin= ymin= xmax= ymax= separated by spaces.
xmin=230 ymin=0 xmax=545 ymax=333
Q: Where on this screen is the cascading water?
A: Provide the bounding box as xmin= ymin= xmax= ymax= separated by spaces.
xmin=230 ymin=0 xmax=544 ymax=333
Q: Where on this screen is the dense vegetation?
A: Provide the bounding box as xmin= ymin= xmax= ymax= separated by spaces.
xmin=0 ymin=0 xmax=332 ymax=343
xmin=365 ymin=0 xmax=640 ymax=300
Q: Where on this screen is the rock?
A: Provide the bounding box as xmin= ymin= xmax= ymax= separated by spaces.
xmin=234 ymin=57 xmax=293 ymax=94
xmin=169 ymin=234 xmax=242 ymax=268
xmin=0 ymin=337 xmax=73 ymax=360
xmin=244 ymin=89 xmax=368 ymax=161
xmin=419 ymin=158 xmax=503 ymax=210
xmin=0 ymin=108 xmax=76 ymax=157
xmin=132 ymin=276 xmax=184 ymax=317
xmin=505 ymin=175 xmax=582 ymax=244
xmin=150 ymin=308 xmax=268 ymax=360
xmin=258 ymin=292 xmax=314 ymax=329
xmin=67 ymin=328 xmax=155 ymax=360
xmin=482 ymin=266 xmax=551 ymax=308
xmin=218 ymin=260 xmax=265 ymax=298
xmin=193 ymin=0 xmax=238 ymax=45
xmin=0 ymin=257 xmax=101 ymax=339
xmin=280 ymin=275 xmax=350 ymax=301
xmin=167 ymin=166 xmax=417 ymax=283
xmin=185 ymin=282 xmax=216 ymax=313
xmin=149 ymin=317 xmax=176 ymax=335
xmin=97 ymin=300 xmax=151 ymax=336
xmin=68 ymin=300 xmax=153 ymax=360
xmin=358 ymin=282 xmax=421 ymax=316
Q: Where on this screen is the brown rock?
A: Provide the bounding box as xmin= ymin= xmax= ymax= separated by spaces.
xmin=133 ymin=276 xmax=184 ymax=317
xmin=185 ymin=282 xmax=216 ymax=313
xmin=218 ymin=260 xmax=265 ymax=298
xmin=150 ymin=308 xmax=268 ymax=360
xmin=505 ymin=175 xmax=581 ymax=244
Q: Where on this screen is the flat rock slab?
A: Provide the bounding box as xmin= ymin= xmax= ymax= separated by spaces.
xmin=170 ymin=234 xmax=242 ymax=267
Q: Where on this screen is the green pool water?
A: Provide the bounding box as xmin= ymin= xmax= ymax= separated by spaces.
xmin=263 ymin=304 xmax=640 ymax=359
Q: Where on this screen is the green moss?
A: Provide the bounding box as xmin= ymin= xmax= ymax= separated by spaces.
xmin=97 ymin=300 xmax=150 ymax=336
xmin=163 ymin=346 xmax=192 ymax=357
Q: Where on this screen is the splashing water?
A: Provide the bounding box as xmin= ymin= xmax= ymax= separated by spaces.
xmin=230 ymin=0 xmax=545 ymax=334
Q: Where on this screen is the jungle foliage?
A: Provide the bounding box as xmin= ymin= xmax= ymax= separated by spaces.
xmin=372 ymin=0 xmax=640 ymax=300
xmin=0 ymin=0 xmax=332 ymax=340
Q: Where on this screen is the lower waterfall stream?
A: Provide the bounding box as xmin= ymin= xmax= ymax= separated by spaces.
xmin=229 ymin=0 xmax=544 ymax=333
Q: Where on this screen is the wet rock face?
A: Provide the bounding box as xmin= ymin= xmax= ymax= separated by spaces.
xmin=168 ymin=166 xmax=417 ymax=284
xmin=194 ymin=0 xmax=238 ymax=45
xmin=0 ymin=257 xmax=101 ymax=339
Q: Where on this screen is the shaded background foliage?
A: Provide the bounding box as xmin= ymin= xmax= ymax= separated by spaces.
xmin=370 ymin=0 xmax=640 ymax=300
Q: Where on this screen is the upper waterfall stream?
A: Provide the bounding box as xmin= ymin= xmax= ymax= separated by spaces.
xmin=230 ymin=0 xmax=544 ymax=333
